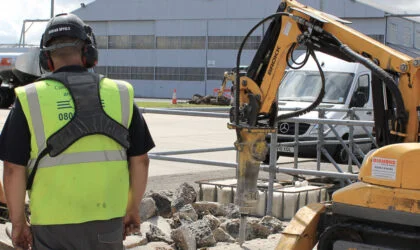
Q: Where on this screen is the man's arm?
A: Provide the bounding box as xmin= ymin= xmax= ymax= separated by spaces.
xmin=3 ymin=161 xmax=27 ymax=225
xmin=127 ymin=154 xmax=150 ymax=211
xmin=123 ymin=154 xmax=150 ymax=236
xmin=3 ymin=161 xmax=33 ymax=248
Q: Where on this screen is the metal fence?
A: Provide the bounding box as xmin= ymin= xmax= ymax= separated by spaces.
xmin=139 ymin=106 xmax=375 ymax=216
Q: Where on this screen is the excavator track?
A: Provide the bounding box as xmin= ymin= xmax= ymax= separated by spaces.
xmin=318 ymin=221 xmax=420 ymax=249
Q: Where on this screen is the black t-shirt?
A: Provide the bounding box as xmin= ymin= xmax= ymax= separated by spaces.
xmin=0 ymin=67 xmax=155 ymax=166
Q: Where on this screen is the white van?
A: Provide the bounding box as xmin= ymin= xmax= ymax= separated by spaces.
xmin=265 ymin=51 xmax=374 ymax=163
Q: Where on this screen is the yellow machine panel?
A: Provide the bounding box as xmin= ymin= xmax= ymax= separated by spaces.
xmin=359 ymin=143 xmax=420 ymax=190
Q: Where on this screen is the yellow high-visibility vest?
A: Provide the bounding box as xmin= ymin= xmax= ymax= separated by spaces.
xmin=15 ymin=76 xmax=134 ymax=225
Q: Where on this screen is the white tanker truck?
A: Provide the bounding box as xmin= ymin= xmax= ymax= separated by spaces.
xmin=0 ymin=49 xmax=40 ymax=108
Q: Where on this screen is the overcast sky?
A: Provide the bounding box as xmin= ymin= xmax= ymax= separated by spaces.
xmin=0 ymin=0 xmax=94 ymax=46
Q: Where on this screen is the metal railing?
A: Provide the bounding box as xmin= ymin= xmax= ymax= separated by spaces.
xmin=139 ymin=106 xmax=375 ymax=217
xmin=264 ymin=106 xmax=375 ymax=215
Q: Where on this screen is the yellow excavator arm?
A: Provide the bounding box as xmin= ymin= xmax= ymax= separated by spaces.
xmin=230 ymin=0 xmax=420 ymax=247
xmin=234 ymin=0 xmax=420 ymax=143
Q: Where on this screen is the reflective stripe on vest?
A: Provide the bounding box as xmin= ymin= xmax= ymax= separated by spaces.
xmin=23 ymin=79 xmax=131 ymax=169
xmin=27 ymin=150 xmax=127 ymax=170
xmin=25 ymin=85 xmax=46 ymax=153
xmin=115 ymin=80 xmax=130 ymax=128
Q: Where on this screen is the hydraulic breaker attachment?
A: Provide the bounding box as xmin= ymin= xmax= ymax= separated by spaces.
xmin=228 ymin=124 xmax=273 ymax=244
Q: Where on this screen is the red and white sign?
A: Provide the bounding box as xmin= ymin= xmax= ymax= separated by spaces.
xmin=371 ymin=157 xmax=397 ymax=180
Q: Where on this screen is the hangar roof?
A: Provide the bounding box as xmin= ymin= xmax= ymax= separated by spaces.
xmin=356 ymin=0 xmax=420 ymax=22
xmin=72 ymin=0 xmax=280 ymax=21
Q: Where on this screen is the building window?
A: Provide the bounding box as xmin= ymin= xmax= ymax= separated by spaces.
xmin=156 ymin=67 xmax=180 ymax=80
xmin=367 ymin=34 xmax=385 ymax=43
xmin=181 ymin=36 xmax=206 ymax=49
xmin=131 ymin=67 xmax=154 ymax=80
xmin=415 ymin=30 xmax=420 ymax=49
xmin=107 ymin=66 xmax=131 ymax=79
xmin=180 ymin=67 xmax=205 ymax=81
xmin=109 ymin=35 xmax=130 ymax=49
xmin=99 ymin=35 xmax=262 ymax=50
xmin=156 ymin=67 xmax=204 ymax=81
xmin=403 ymin=26 xmax=412 ymax=47
xmin=156 ymin=36 xmax=206 ymax=49
xmin=94 ymin=66 xmax=107 ymax=75
xmin=208 ymin=36 xmax=261 ymax=50
xmin=207 ymin=68 xmax=230 ymax=80
xmin=96 ymin=66 xmax=154 ymax=80
xmin=131 ymin=35 xmax=155 ymax=49
xmin=95 ymin=35 xmax=108 ymax=49
xmin=388 ymin=22 xmax=398 ymax=44
xmin=107 ymin=35 xmax=155 ymax=49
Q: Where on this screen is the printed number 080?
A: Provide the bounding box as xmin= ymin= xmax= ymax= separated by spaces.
xmin=58 ymin=112 xmax=74 ymax=121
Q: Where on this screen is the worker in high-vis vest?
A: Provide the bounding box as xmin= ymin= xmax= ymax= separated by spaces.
xmin=0 ymin=13 xmax=154 ymax=250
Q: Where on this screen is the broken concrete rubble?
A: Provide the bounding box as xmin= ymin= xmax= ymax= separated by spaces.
xmin=212 ymin=227 xmax=235 ymax=243
xmin=124 ymin=235 xmax=148 ymax=248
xmin=148 ymin=191 xmax=173 ymax=218
xmin=175 ymin=204 xmax=198 ymax=221
xmin=184 ymin=220 xmax=216 ymax=248
xmin=144 ymin=223 xmax=174 ymax=244
xmin=171 ymin=225 xmax=196 ymax=250
xmin=202 ymin=214 xmax=220 ymax=231
xmin=192 ymin=201 xmax=239 ymax=218
xmin=171 ymin=182 xmax=197 ymax=212
xmin=260 ymin=215 xmax=284 ymax=234
xmin=0 ymin=183 xmax=287 ymax=250
xmin=139 ymin=197 xmax=157 ymax=222
xmin=132 ymin=183 xmax=288 ymax=250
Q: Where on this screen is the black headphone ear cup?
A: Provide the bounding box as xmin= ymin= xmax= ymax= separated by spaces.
xmin=82 ymin=44 xmax=98 ymax=68
xmin=39 ymin=51 xmax=53 ymax=72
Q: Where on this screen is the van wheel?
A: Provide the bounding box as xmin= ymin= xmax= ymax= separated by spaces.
xmin=334 ymin=146 xmax=349 ymax=164
xmin=5 ymin=89 xmax=15 ymax=108
xmin=0 ymin=88 xmax=10 ymax=109
xmin=334 ymin=134 xmax=349 ymax=164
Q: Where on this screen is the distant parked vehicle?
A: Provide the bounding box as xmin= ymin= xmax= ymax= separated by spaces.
xmin=265 ymin=51 xmax=374 ymax=164
xmin=0 ymin=49 xmax=40 ymax=108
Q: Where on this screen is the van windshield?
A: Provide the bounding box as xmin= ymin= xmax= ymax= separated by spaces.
xmin=278 ymin=71 xmax=354 ymax=104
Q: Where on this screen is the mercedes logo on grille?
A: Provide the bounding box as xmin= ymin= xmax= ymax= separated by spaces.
xmin=279 ymin=123 xmax=290 ymax=134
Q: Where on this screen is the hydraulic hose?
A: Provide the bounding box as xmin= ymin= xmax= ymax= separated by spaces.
xmin=338 ymin=44 xmax=408 ymax=134
xmin=275 ymin=43 xmax=326 ymax=122
xmin=235 ymin=12 xmax=291 ymax=128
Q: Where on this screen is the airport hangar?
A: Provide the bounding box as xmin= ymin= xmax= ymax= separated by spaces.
xmin=35 ymin=0 xmax=420 ymax=98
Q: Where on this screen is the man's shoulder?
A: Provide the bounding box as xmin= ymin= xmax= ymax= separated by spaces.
xmin=105 ymin=77 xmax=131 ymax=84
xmin=102 ymin=78 xmax=134 ymax=89
xmin=15 ymin=81 xmax=43 ymax=93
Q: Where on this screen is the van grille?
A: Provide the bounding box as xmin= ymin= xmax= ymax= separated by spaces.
xmin=278 ymin=122 xmax=310 ymax=135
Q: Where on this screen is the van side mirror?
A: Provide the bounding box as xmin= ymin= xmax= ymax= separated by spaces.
xmin=350 ymin=91 xmax=367 ymax=108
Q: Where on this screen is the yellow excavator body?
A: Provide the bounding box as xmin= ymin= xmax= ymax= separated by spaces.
xmin=228 ymin=0 xmax=420 ymax=248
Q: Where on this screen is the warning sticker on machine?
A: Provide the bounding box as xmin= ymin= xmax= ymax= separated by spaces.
xmin=371 ymin=157 xmax=397 ymax=180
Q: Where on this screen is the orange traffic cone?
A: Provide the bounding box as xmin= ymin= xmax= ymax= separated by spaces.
xmin=172 ymin=88 xmax=177 ymax=104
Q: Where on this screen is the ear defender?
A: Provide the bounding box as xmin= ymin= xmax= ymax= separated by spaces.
xmin=82 ymin=44 xmax=98 ymax=68
xmin=39 ymin=34 xmax=55 ymax=72
xmin=82 ymin=25 xmax=98 ymax=68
